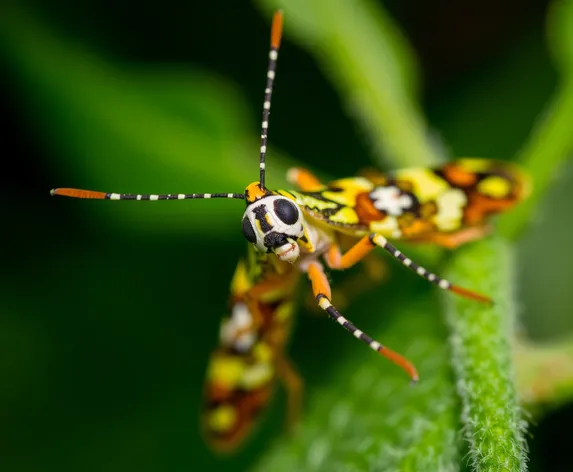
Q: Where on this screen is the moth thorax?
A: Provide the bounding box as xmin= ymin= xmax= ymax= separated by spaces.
xmin=241 ymin=195 xmax=304 ymax=262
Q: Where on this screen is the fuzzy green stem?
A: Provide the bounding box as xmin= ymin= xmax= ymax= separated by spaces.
xmin=443 ymin=238 xmax=527 ymax=472
xmin=255 ymin=0 xmax=441 ymax=168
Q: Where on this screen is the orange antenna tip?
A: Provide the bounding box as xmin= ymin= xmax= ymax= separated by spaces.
xmin=270 ymin=10 xmax=284 ymax=49
xmin=50 ymin=188 xmax=107 ymax=199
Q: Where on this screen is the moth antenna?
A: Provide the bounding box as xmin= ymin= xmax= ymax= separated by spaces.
xmin=258 ymin=10 xmax=283 ymax=190
xmin=50 ymin=188 xmax=245 ymax=201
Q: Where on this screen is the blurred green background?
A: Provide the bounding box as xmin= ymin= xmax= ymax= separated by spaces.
xmin=2 ymin=0 xmax=573 ymax=470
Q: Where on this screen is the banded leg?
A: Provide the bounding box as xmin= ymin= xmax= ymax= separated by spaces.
xmin=306 ymin=261 xmax=419 ymax=382
xmin=286 ymin=167 xmax=324 ymax=191
xmin=327 ymin=234 xmax=492 ymax=304
xmin=276 ymin=354 xmax=303 ymax=433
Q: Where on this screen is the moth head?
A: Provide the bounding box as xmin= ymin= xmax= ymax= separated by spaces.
xmin=241 ymin=194 xmax=304 ymax=263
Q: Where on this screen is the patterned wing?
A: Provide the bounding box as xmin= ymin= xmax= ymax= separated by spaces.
xmin=290 ymin=159 xmax=529 ymax=240
xmin=202 ymin=245 xmax=300 ymax=452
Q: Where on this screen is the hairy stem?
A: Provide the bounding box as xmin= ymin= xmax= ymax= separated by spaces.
xmin=443 ymin=238 xmax=527 ymax=471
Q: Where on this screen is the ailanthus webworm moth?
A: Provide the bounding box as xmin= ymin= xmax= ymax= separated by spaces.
xmin=51 ymin=10 xmax=529 ymax=451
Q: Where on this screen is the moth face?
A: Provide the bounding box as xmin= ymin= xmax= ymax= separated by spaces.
xmin=241 ymin=195 xmax=304 ymax=263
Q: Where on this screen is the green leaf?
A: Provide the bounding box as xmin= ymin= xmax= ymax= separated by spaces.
xmin=252 ymin=297 xmax=460 ymax=472
xmin=0 ymin=7 xmax=297 ymax=235
xmin=443 ymin=238 xmax=528 ymax=471
xmin=255 ymin=0 xmax=442 ymax=168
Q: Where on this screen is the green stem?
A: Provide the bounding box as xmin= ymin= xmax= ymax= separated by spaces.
xmin=443 ymin=238 xmax=527 ymax=471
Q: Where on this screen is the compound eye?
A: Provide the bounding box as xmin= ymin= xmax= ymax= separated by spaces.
xmin=273 ymin=198 xmax=299 ymax=225
xmin=242 ymin=217 xmax=257 ymax=243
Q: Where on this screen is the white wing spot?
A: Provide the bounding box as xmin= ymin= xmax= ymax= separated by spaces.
xmin=370 ymin=186 xmax=414 ymax=216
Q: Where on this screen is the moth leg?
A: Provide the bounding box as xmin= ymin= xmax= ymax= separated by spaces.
xmin=327 ymin=234 xmax=492 ymax=303
xmin=306 ymin=254 xmax=387 ymax=313
xmin=286 ymin=167 xmax=324 ymax=191
xmin=405 ymin=225 xmax=492 ymax=249
xmin=275 ymin=354 xmax=303 ymax=433
xmin=305 ymin=261 xmax=419 ymax=382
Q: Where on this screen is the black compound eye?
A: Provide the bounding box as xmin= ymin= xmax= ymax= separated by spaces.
xmin=273 ymin=199 xmax=299 ymax=225
xmin=242 ymin=217 xmax=257 ymax=243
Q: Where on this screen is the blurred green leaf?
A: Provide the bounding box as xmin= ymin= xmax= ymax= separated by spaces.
xmin=255 ymin=0 xmax=442 ymax=168
xmin=515 ymin=335 xmax=573 ymax=412
xmin=252 ymin=298 xmax=460 ymax=472
xmin=1 ymin=7 xmax=298 ymax=235
xmin=499 ymin=0 xmax=573 ymax=239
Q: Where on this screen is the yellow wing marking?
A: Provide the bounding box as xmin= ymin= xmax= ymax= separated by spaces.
xmin=322 ymin=177 xmax=373 ymax=206
xmin=240 ymin=363 xmax=274 ymax=389
xmin=230 ymin=260 xmax=251 ymax=295
xmin=370 ymin=217 xmax=401 ymax=237
xmin=208 ymin=405 xmax=238 ymax=432
xmin=207 ymin=355 xmax=245 ymax=390
xmin=477 ymin=176 xmax=512 ymax=199
xmin=434 ymin=188 xmax=467 ymax=232
xmin=328 ymin=207 xmax=360 ymax=225
xmin=393 ymin=168 xmax=449 ymax=203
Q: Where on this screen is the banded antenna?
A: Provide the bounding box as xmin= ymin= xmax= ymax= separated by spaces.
xmin=50 ymin=11 xmax=285 ymax=201
xmin=259 ymin=9 xmax=283 ymax=189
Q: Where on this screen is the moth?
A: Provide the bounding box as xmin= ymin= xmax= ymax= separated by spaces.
xmin=51 ymin=11 xmax=529 ymax=451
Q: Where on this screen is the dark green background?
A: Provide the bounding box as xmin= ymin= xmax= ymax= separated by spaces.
xmin=3 ymin=0 xmax=572 ymax=470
